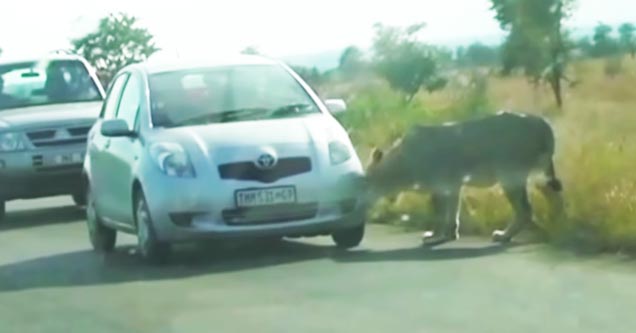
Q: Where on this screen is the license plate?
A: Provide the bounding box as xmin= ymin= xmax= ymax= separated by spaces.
xmin=53 ymin=152 xmax=84 ymax=165
xmin=235 ymin=186 xmax=297 ymax=208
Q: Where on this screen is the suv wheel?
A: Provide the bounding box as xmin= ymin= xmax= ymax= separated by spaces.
xmin=0 ymin=200 xmax=5 ymax=222
xmin=135 ymin=191 xmax=171 ymax=264
xmin=72 ymin=189 xmax=87 ymax=207
xmin=332 ymin=224 xmax=365 ymax=249
xmin=86 ymin=187 xmax=116 ymax=252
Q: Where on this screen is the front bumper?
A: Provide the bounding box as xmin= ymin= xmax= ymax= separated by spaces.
xmin=0 ymin=146 xmax=86 ymax=200
xmin=153 ymin=205 xmax=366 ymax=242
xmin=141 ymin=164 xmax=367 ymax=243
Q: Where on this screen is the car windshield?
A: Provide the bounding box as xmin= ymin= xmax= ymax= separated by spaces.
xmin=0 ymin=59 xmax=102 ymax=111
xmin=148 ymin=64 xmax=319 ymax=127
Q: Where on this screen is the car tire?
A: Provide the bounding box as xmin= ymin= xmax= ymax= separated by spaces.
xmin=256 ymin=236 xmax=283 ymax=248
xmin=332 ymin=224 xmax=365 ymax=249
xmin=86 ymin=186 xmax=116 ymax=253
xmin=134 ymin=191 xmax=171 ymax=264
xmin=72 ymin=189 xmax=87 ymax=207
xmin=0 ymin=200 xmax=5 ymax=222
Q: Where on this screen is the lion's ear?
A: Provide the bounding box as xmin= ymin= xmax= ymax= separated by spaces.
xmin=370 ymin=147 xmax=384 ymax=164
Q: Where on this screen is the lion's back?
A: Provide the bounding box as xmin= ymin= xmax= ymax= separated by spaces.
xmin=400 ymin=112 xmax=555 ymax=184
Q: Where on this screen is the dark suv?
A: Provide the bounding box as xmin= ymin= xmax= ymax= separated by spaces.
xmin=0 ymin=54 xmax=105 ymax=221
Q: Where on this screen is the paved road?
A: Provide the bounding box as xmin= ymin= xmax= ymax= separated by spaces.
xmin=1 ymin=197 xmax=636 ymax=333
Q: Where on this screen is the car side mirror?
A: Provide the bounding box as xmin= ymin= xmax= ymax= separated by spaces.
xmin=324 ymin=99 xmax=347 ymax=114
xmin=101 ymin=119 xmax=135 ymax=137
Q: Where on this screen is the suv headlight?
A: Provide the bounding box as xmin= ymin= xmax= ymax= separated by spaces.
xmin=149 ymin=142 xmax=196 ymax=178
xmin=0 ymin=132 xmax=26 ymax=152
xmin=329 ymin=141 xmax=351 ymax=165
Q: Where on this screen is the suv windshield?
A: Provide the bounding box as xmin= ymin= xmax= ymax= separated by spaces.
xmin=0 ymin=59 xmax=102 ymax=111
xmin=148 ymin=64 xmax=320 ymax=127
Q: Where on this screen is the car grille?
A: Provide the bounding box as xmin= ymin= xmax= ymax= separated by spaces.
xmin=34 ymin=164 xmax=83 ymax=173
xmin=222 ymin=203 xmax=319 ymax=225
xmin=26 ymin=126 xmax=92 ymax=148
xmin=218 ymin=157 xmax=311 ymax=183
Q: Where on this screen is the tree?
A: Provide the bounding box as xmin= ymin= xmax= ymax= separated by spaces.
xmin=574 ymin=36 xmax=594 ymax=57
xmin=241 ymin=46 xmax=261 ymax=55
xmin=72 ymin=13 xmax=159 ymax=86
xmin=592 ymin=23 xmax=619 ymax=57
xmin=618 ymin=23 xmax=636 ymax=58
xmin=491 ymin=0 xmax=575 ymax=108
xmin=338 ymin=46 xmax=365 ymax=77
xmin=291 ymin=66 xmax=324 ymax=87
xmin=371 ymin=22 xmax=447 ymax=103
xmin=458 ymin=43 xmax=499 ymax=67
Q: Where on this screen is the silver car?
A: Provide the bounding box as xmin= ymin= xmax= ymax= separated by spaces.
xmin=83 ymin=55 xmax=367 ymax=263
xmin=0 ymin=54 xmax=105 ymax=221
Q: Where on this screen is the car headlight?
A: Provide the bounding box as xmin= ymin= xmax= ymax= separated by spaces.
xmin=0 ymin=132 xmax=26 ymax=152
xmin=149 ymin=142 xmax=196 ymax=178
xmin=329 ymin=141 xmax=351 ymax=165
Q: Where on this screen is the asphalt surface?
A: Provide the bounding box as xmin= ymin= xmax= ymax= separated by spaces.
xmin=1 ymin=196 xmax=636 ymax=333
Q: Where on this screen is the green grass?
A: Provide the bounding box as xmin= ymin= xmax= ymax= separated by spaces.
xmin=326 ymin=58 xmax=636 ymax=253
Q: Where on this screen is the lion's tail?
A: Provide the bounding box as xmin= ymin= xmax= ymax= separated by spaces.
xmin=544 ymin=158 xmax=563 ymax=192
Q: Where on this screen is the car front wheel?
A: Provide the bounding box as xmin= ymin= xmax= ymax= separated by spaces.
xmin=86 ymin=187 xmax=116 ymax=252
xmin=135 ymin=191 xmax=171 ymax=264
xmin=332 ymin=224 xmax=365 ymax=249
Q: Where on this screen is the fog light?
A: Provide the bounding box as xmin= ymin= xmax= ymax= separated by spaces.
xmin=169 ymin=213 xmax=197 ymax=226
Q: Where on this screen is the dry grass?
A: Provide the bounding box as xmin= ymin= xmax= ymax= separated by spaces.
xmin=337 ymin=58 xmax=636 ymax=252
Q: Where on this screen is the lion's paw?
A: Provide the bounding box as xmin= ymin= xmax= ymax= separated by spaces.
xmin=492 ymin=230 xmax=512 ymax=244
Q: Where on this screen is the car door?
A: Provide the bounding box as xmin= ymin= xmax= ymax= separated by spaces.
xmin=89 ymin=73 xmax=129 ymax=214
xmin=99 ymin=72 xmax=144 ymax=224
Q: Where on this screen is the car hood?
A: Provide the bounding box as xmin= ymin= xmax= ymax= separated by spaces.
xmin=149 ymin=113 xmax=353 ymax=163
xmin=0 ymin=101 xmax=102 ymax=130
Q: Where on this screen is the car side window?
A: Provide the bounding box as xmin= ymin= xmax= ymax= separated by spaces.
xmin=100 ymin=74 xmax=129 ymax=120
xmin=115 ymin=74 xmax=142 ymax=129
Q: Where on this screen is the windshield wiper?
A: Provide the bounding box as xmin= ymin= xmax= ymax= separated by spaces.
xmin=268 ymin=103 xmax=313 ymax=118
xmin=171 ymin=108 xmax=269 ymax=127
xmin=169 ymin=104 xmax=314 ymax=127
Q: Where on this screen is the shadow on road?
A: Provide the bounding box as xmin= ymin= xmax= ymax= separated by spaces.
xmin=333 ymin=242 xmax=515 ymax=263
xmin=0 ymin=240 xmax=331 ymax=292
xmin=0 ymin=238 xmax=515 ymax=293
xmin=0 ymin=205 xmax=84 ymax=231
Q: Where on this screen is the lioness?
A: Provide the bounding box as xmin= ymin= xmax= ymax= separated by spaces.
xmin=366 ymin=111 xmax=564 ymax=245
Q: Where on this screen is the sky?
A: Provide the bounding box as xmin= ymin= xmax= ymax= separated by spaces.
xmin=0 ymin=0 xmax=633 ymax=60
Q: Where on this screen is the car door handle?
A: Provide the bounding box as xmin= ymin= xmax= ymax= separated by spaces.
xmin=104 ymin=139 xmax=111 ymax=149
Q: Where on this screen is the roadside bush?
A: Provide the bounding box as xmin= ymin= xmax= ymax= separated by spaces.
xmin=604 ymin=56 xmax=623 ymax=78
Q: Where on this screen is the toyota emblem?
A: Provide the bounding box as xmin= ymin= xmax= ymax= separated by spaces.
xmin=255 ymin=153 xmax=277 ymax=169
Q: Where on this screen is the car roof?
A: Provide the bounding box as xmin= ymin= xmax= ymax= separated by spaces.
xmin=134 ymin=54 xmax=282 ymax=75
xmin=0 ymin=53 xmax=89 ymax=66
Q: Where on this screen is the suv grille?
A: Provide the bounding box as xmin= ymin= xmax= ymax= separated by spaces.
xmin=26 ymin=126 xmax=91 ymax=148
xmin=222 ymin=203 xmax=319 ymax=225
xmin=218 ymin=157 xmax=311 ymax=183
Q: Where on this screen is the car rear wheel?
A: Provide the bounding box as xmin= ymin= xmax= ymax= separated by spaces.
xmin=135 ymin=191 xmax=171 ymax=264
xmin=86 ymin=187 xmax=116 ymax=252
xmin=332 ymin=224 xmax=365 ymax=249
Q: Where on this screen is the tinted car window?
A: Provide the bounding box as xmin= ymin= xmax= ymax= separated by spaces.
xmin=0 ymin=59 xmax=102 ymax=111
xmin=148 ymin=64 xmax=318 ymax=127
xmin=100 ymin=74 xmax=129 ymax=120
xmin=115 ymin=74 xmax=142 ymax=128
